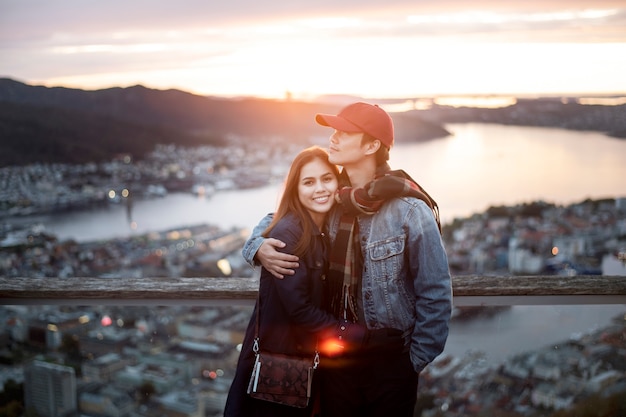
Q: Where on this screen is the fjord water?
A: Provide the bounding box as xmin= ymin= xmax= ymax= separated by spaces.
xmin=394 ymin=123 xmax=626 ymax=224
xmin=39 ymin=123 xmax=626 ymax=243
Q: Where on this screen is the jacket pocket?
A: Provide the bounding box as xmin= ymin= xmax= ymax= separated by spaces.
xmin=370 ymin=236 xmax=405 ymax=261
xmin=367 ymin=236 xmax=405 ymax=279
xmin=366 ymin=236 xmax=412 ymax=328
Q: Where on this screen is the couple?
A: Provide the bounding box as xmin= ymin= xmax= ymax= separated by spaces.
xmin=224 ymin=102 xmax=453 ymax=417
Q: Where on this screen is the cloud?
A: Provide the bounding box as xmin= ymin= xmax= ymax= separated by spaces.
xmin=3 ymin=1 xmax=625 ymax=49
xmin=3 ymin=0 xmax=625 ymax=35
xmin=402 ymin=8 xmax=626 ymax=42
xmin=1 ymin=0 xmax=625 ymax=97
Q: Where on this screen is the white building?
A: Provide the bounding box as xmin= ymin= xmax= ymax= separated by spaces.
xmin=24 ymin=360 xmax=77 ymax=417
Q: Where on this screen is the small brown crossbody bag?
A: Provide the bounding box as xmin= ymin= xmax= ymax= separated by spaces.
xmin=247 ymin=297 xmax=320 ymax=408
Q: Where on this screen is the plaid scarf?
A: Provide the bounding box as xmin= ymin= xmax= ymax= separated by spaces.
xmin=326 ymin=165 xmax=441 ymax=322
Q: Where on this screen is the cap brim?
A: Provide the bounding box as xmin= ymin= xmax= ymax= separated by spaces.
xmin=315 ymin=114 xmax=362 ymax=133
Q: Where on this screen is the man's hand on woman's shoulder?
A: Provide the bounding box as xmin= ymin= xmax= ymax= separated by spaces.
xmin=257 ymin=238 xmax=299 ymax=279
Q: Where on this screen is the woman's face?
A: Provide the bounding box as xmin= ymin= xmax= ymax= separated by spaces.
xmin=298 ymin=157 xmax=338 ymax=226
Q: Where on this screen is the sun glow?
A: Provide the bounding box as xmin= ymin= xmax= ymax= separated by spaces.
xmin=41 ymin=38 xmax=626 ymax=99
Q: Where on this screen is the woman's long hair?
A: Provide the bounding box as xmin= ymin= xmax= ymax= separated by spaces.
xmin=263 ymin=146 xmax=339 ymax=258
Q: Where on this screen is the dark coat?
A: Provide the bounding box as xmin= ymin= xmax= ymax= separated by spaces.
xmin=224 ymin=212 xmax=337 ymax=417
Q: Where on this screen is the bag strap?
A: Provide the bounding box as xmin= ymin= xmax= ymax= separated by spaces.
xmin=253 ymin=294 xmax=261 ymax=354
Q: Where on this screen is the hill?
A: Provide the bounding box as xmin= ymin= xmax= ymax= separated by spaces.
xmin=416 ymin=97 xmax=626 ymax=139
xmin=0 ymin=101 xmax=220 ymax=167
xmin=0 ymin=78 xmax=449 ymax=167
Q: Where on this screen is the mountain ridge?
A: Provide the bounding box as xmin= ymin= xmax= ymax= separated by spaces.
xmin=0 ymin=78 xmax=450 ymax=167
xmin=2 ymin=78 xmax=624 ymax=169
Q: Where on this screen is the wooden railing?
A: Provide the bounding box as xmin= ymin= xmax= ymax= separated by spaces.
xmin=2 ymin=274 xmax=624 ymax=417
xmin=1 ymin=275 xmax=626 ymax=306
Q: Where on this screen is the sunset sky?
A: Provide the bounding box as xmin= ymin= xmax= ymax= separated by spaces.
xmin=1 ymin=0 xmax=626 ymax=100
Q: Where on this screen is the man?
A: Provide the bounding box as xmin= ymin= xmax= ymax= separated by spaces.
xmin=242 ymin=102 xmax=452 ymax=417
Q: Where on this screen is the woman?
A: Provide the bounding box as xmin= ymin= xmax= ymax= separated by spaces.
xmin=224 ymin=146 xmax=365 ymax=417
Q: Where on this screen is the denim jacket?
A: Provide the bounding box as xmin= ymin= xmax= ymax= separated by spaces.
xmin=242 ymin=197 xmax=452 ymax=373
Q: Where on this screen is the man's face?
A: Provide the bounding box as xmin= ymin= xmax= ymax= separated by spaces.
xmin=328 ymin=130 xmax=366 ymax=167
